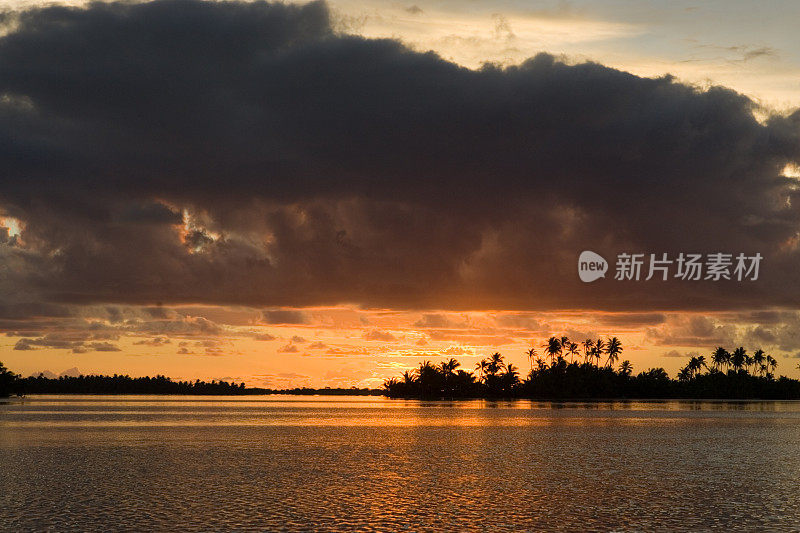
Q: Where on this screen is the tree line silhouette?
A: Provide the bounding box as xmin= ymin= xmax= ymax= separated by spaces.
xmin=383 ymin=336 xmax=800 ymax=399
xmin=11 ymin=371 xmax=247 ymax=395
xmin=0 ymin=361 xmax=16 ymax=397
xmin=0 ymin=362 xmax=381 ymax=397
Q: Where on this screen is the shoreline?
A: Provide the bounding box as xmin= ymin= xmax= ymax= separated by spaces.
xmin=6 ymin=393 xmax=800 ymax=402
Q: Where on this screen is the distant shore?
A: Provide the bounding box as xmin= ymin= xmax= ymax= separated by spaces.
xmin=3 ymin=389 xmax=384 ymax=397
xmin=0 ymin=362 xmax=383 ymax=397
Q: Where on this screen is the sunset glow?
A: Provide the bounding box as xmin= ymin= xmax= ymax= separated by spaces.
xmin=2 ymin=0 xmax=800 ymax=387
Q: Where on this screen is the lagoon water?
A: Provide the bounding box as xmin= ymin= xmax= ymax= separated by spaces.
xmin=2 ymin=396 xmax=800 ymax=532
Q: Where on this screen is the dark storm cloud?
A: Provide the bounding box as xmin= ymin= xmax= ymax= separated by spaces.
xmin=1 ymin=0 xmax=799 ymax=312
xmin=0 ymin=303 xmax=74 ymax=320
xmin=117 ymin=202 xmax=182 ymax=225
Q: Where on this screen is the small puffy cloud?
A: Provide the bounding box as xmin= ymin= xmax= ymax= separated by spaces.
xmin=493 ymin=314 xmax=545 ymax=331
xmin=14 ymin=334 xmax=82 ymax=350
xmin=414 ymin=314 xmax=465 ymax=329
xmin=15 ymin=335 xmax=122 ymax=353
xmin=14 ymin=339 xmax=36 ymax=350
xmin=125 ymin=315 xmax=224 ymax=337
xmin=442 ymin=346 xmax=473 ymax=356
xmin=278 ymin=343 xmax=299 ymax=353
xmin=362 ymin=329 xmax=397 ymax=342
xmin=175 ymin=340 xmax=228 ymax=355
xmin=60 ymin=367 xmax=81 ymax=378
xmin=662 ymin=349 xmax=698 ymax=358
xmin=90 ymin=342 xmax=122 ymax=352
xmin=325 ymin=346 xmax=373 ymax=357
xmin=133 ymin=336 xmax=171 ymax=346
xmin=30 ymin=370 xmax=57 ymax=379
xmin=262 ymin=310 xmax=310 ymax=325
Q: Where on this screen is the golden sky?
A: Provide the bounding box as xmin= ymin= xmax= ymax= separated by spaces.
xmin=2 ymin=304 xmax=797 ymax=387
xmin=1 ymin=0 xmax=800 ymax=386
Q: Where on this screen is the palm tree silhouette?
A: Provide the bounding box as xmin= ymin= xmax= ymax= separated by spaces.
xmin=731 ymin=347 xmax=746 ymax=373
xmin=503 ymin=363 xmax=520 ymax=389
xmin=711 ymin=347 xmax=730 ymax=371
xmin=767 ymin=355 xmax=778 ymax=378
xmin=566 ymin=342 xmax=580 ymax=363
xmin=475 ymin=359 xmax=489 ymax=380
xmin=594 ymin=338 xmax=606 ymax=367
xmin=487 ymin=352 xmax=505 ymax=376
xmin=753 ymin=349 xmax=766 ymax=376
xmin=440 ymin=358 xmax=460 ymax=375
xmin=526 ymin=347 xmax=538 ymax=371
xmin=688 ymin=356 xmax=702 ymax=377
xmin=619 ymin=360 xmax=633 ymax=376
xmin=440 ymin=358 xmax=460 ymax=392
xmin=544 ymin=337 xmax=562 ymax=364
xmin=605 ymin=337 xmax=622 ymax=368
xmin=560 ymin=336 xmax=570 ymax=351
xmin=582 ymin=339 xmax=594 ymax=363
xmin=696 ymin=355 xmax=707 ymax=371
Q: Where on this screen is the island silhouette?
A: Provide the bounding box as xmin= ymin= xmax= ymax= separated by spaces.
xmin=383 ymin=336 xmax=800 ymax=400
xmin=2 ymin=337 xmax=798 ymax=399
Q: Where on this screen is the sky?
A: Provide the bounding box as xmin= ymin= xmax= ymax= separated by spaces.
xmin=1 ymin=0 xmax=800 ymax=387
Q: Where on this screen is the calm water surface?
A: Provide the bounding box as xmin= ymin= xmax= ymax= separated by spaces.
xmin=2 ymin=395 xmax=800 ymax=532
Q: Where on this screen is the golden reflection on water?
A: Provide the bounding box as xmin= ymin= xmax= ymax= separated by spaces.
xmin=4 ymin=395 xmax=800 ymax=531
xmin=3 ymin=395 xmax=800 ymax=429
xmin=4 ymin=394 xmax=799 ymax=408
